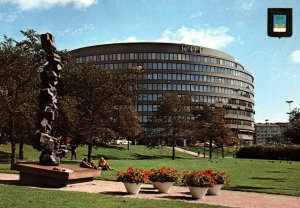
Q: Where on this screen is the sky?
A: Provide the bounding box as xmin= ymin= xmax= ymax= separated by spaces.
xmin=0 ymin=0 xmax=299 ymax=123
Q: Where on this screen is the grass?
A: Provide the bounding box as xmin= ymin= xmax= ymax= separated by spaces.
xmin=1 ymin=144 xmax=300 ymax=196
xmin=0 ymin=185 xmax=226 ymax=208
xmin=181 ymin=146 xmax=236 ymax=158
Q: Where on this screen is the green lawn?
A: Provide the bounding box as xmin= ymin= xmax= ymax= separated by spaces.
xmin=1 ymin=144 xmax=300 ymax=196
xmin=181 ymin=146 xmax=236 ymax=158
xmin=0 ymin=185 xmax=226 ymax=208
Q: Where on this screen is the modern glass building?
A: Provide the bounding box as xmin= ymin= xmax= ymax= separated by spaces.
xmin=70 ymin=42 xmax=255 ymax=144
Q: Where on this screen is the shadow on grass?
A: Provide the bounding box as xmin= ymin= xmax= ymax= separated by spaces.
xmin=233 ymin=185 xmax=275 ymax=191
xmin=132 ymin=154 xmax=172 ymax=160
xmin=93 ymin=145 xmax=126 ymax=150
xmin=92 ymin=154 xmax=119 ymax=160
xmin=265 ymin=170 xmax=287 ymax=174
xmin=159 ymin=195 xmax=196 ymax=201
xmin=251 ymin=177 xmax=286 ymax=182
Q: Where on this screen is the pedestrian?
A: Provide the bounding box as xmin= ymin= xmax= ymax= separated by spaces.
xmin=71 ymin=144 xmax=77 ymax=160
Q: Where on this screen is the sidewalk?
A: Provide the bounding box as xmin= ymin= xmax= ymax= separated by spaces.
xmin=1 ymin=173 xmax=299 ymax=208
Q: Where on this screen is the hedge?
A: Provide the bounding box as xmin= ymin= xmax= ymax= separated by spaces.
xmin=236 ymin=145 xmax=300 ymax=161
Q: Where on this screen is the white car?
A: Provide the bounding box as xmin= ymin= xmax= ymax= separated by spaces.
xmin=111 ymin=139 xmax=132 ymax=145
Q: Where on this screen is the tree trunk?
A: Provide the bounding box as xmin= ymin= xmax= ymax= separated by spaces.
xmin=172 ymin=131 xmax=176 ymax=160
xmin=221 ymin=145 xmax=224 ymax=158
xmin=209 ymin=138 xmax=212 ymax=159
xmin=18 ymin=142 xmax=24 ymax=160
xmin=203 ymin=145 xmax=206 ymax=158
xmin=127 ymin=138 xmax=130 ymax=150
xmin=87 ymin=143 xmax=93 ymax=163
xmin=9 ymin=114 xmax=16 ymax=169
xmin=10 ymin=139 xmax=16 ymax=169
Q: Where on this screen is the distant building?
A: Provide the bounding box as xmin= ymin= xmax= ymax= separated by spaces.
xmin=70 ymin=42 xmax=255 ymax=145
xmin=255 ymin=122 xmax=288 ymax=145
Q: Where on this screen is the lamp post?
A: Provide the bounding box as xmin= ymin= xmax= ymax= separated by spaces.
xmin=286 ymin=100 xmax=293 ymax=121
xmin=265 ymin=119 xmax=269 ymax=144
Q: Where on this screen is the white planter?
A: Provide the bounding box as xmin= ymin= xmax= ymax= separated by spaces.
xmin=207 ymin=184 xmax=223 ymax=195
xmin=188 ymin=186 xmax=209 ymax=199
xmin=153 ymin=182 xmax=174 ymax=193
xmin=123 ymin=182 xmax=143 ymax=194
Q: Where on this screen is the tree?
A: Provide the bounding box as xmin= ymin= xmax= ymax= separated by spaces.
xmin=145 ymin=93 xmax=191 ymax=160
xmin=57 ymin=61 xmax=142 ymax=162
xmin=0 ymin=30 xmax=44 ymax=168
xmin=283 ymin=108 xmax=300 ymax=144
xmin=191 ymin=103 xmax=234 ymax=159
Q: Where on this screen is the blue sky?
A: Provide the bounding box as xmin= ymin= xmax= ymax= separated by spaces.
xmin=1 ymin=0 xmax=299 ymax=123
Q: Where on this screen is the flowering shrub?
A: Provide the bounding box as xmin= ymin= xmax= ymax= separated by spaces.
xmin=205 ymin=169 xmax=230 ymax=187
xmin=182 ymin=170 xmax=214 ymax=187
xmin=116 ymin=167 xmax=150 ymax=184
xmin=149 ymin=166 xmax=181 ymax=183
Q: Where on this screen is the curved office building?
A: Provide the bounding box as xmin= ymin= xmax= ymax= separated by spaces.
xmin=70 ymin=43 xmax=255 ymax=144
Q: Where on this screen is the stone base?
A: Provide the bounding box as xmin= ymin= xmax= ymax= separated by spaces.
xmin=13 ymin=163 xmax=101 ymax=187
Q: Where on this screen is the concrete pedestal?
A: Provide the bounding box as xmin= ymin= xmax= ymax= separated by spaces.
xmin=13 ymin=163 xmax=101 ymax=187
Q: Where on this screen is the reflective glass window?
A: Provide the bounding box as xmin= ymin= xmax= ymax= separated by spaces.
xmin=163 ymin=74 xmax=168 ymax=80
xmin=172 ymin=74 xmax=176 ymax=80
xmin=158 ymin=84 xmax=162 ymax=90
xmin=178 ymin=54 xmax=182 ymax=60
xmin=163 ymin=63 xmax=167 ymax=69
xmin=163 ymin=84 xmax=167 ymax=90
xmin=158 ymin=63 xmax=162 ymax=69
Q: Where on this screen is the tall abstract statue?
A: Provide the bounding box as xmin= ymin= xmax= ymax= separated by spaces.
xmin=34 ymin=33 xmax=66 ymax=165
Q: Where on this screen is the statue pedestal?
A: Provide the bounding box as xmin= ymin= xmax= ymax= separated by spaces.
xmin=13 ymin=163 xmax=101 ymax=187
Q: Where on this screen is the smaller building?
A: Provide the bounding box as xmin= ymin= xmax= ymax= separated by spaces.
xmin=255 ymin=122 xmax=288 ymax=145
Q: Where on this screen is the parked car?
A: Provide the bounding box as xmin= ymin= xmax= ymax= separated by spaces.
xmin=110 ymin=138 xmax=132 ymax=145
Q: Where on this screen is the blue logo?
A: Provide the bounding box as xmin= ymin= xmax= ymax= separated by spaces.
xmin=273 ymin=14 xmax=286 ymax=32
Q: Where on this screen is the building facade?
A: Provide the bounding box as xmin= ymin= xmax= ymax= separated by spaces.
xmin=255 ymin=122 xmax=288 ymax=145
xmin=70 ymin=42 xmax=255 ymax=144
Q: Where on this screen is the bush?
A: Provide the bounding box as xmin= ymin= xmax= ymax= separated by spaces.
xmin=236 ymin=145 xmax=300 ymax=161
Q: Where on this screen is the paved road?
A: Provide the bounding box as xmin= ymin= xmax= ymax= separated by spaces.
xmin=1 ymin=173 xmax=299 ymax=208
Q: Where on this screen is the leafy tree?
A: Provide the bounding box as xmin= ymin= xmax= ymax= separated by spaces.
xmin=145 ymin=93 xmax=191 ymax=160
xmin=283 ymin=108 xmax=300 ymax=144
xmin=57 ymin=61 xmax=142 ymax=162
xmin=0 ymin=30 xmax=44 ymax=168
xmin=191 ymin=103 xmax=234 ymax=159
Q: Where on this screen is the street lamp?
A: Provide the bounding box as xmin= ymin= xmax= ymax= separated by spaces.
xmin=265 ymin=119 xmax=269 ymax=144
xmin=286 ymin=100 xmax=293 ymax=121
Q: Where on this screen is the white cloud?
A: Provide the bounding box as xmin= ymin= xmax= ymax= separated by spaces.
xmin=291 ymin=50 xmax=300 ymax=63
xmin=0 ymin=0 xmax=98 ymax=10
xmin=59 ymin=23 xmax=95 ymax=36
xmin=190 ymin=12 xmax=202 ymax=19
xmin=0 ymin=11 xmax=21 ymax=22
xmin=241 ymin=0 xmax=255 ymax=10
xmin=155 ymin=26 xmax=235 ymax=49
xmin=122 ymin=36 xmax=144 ymax=42
xmin=114 ymin=26 xmax=235 ymax=49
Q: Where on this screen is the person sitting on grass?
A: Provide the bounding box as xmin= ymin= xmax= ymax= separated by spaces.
xmin=98 ymin=157 xmax=113 ymax=170
xmin=80 ymin=158 xmax=99 ymax=170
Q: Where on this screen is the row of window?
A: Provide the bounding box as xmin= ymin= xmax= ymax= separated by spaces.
xmin=226 ymin=109 xmax=254 ymax=117
xmin=92 ymin=62 xmax=253 ymax=82
xmin=139 ymin=116 xmax=254 ymax=127
xmin=137 ymin=94 xmax=254 ymax=108
xmin=140 ymin=83 xmax=254 ymax=99
xmin=76 ymin=52 xmax=242 ymax=69
xmin=137 ymin=104 xmax=253 ymax=118
xmin=142 ymin=73 xmax=253 ymax=90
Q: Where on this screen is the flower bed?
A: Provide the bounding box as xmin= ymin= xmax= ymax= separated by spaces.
xmin=149 ymin=166 xmax=181 ymax=183
xmin=116 ymin=167 xmax=150 ymax=184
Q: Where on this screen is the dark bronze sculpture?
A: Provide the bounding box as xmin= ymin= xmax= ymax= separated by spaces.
xmin=34 ymin=33 xmax=67 ymax=165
